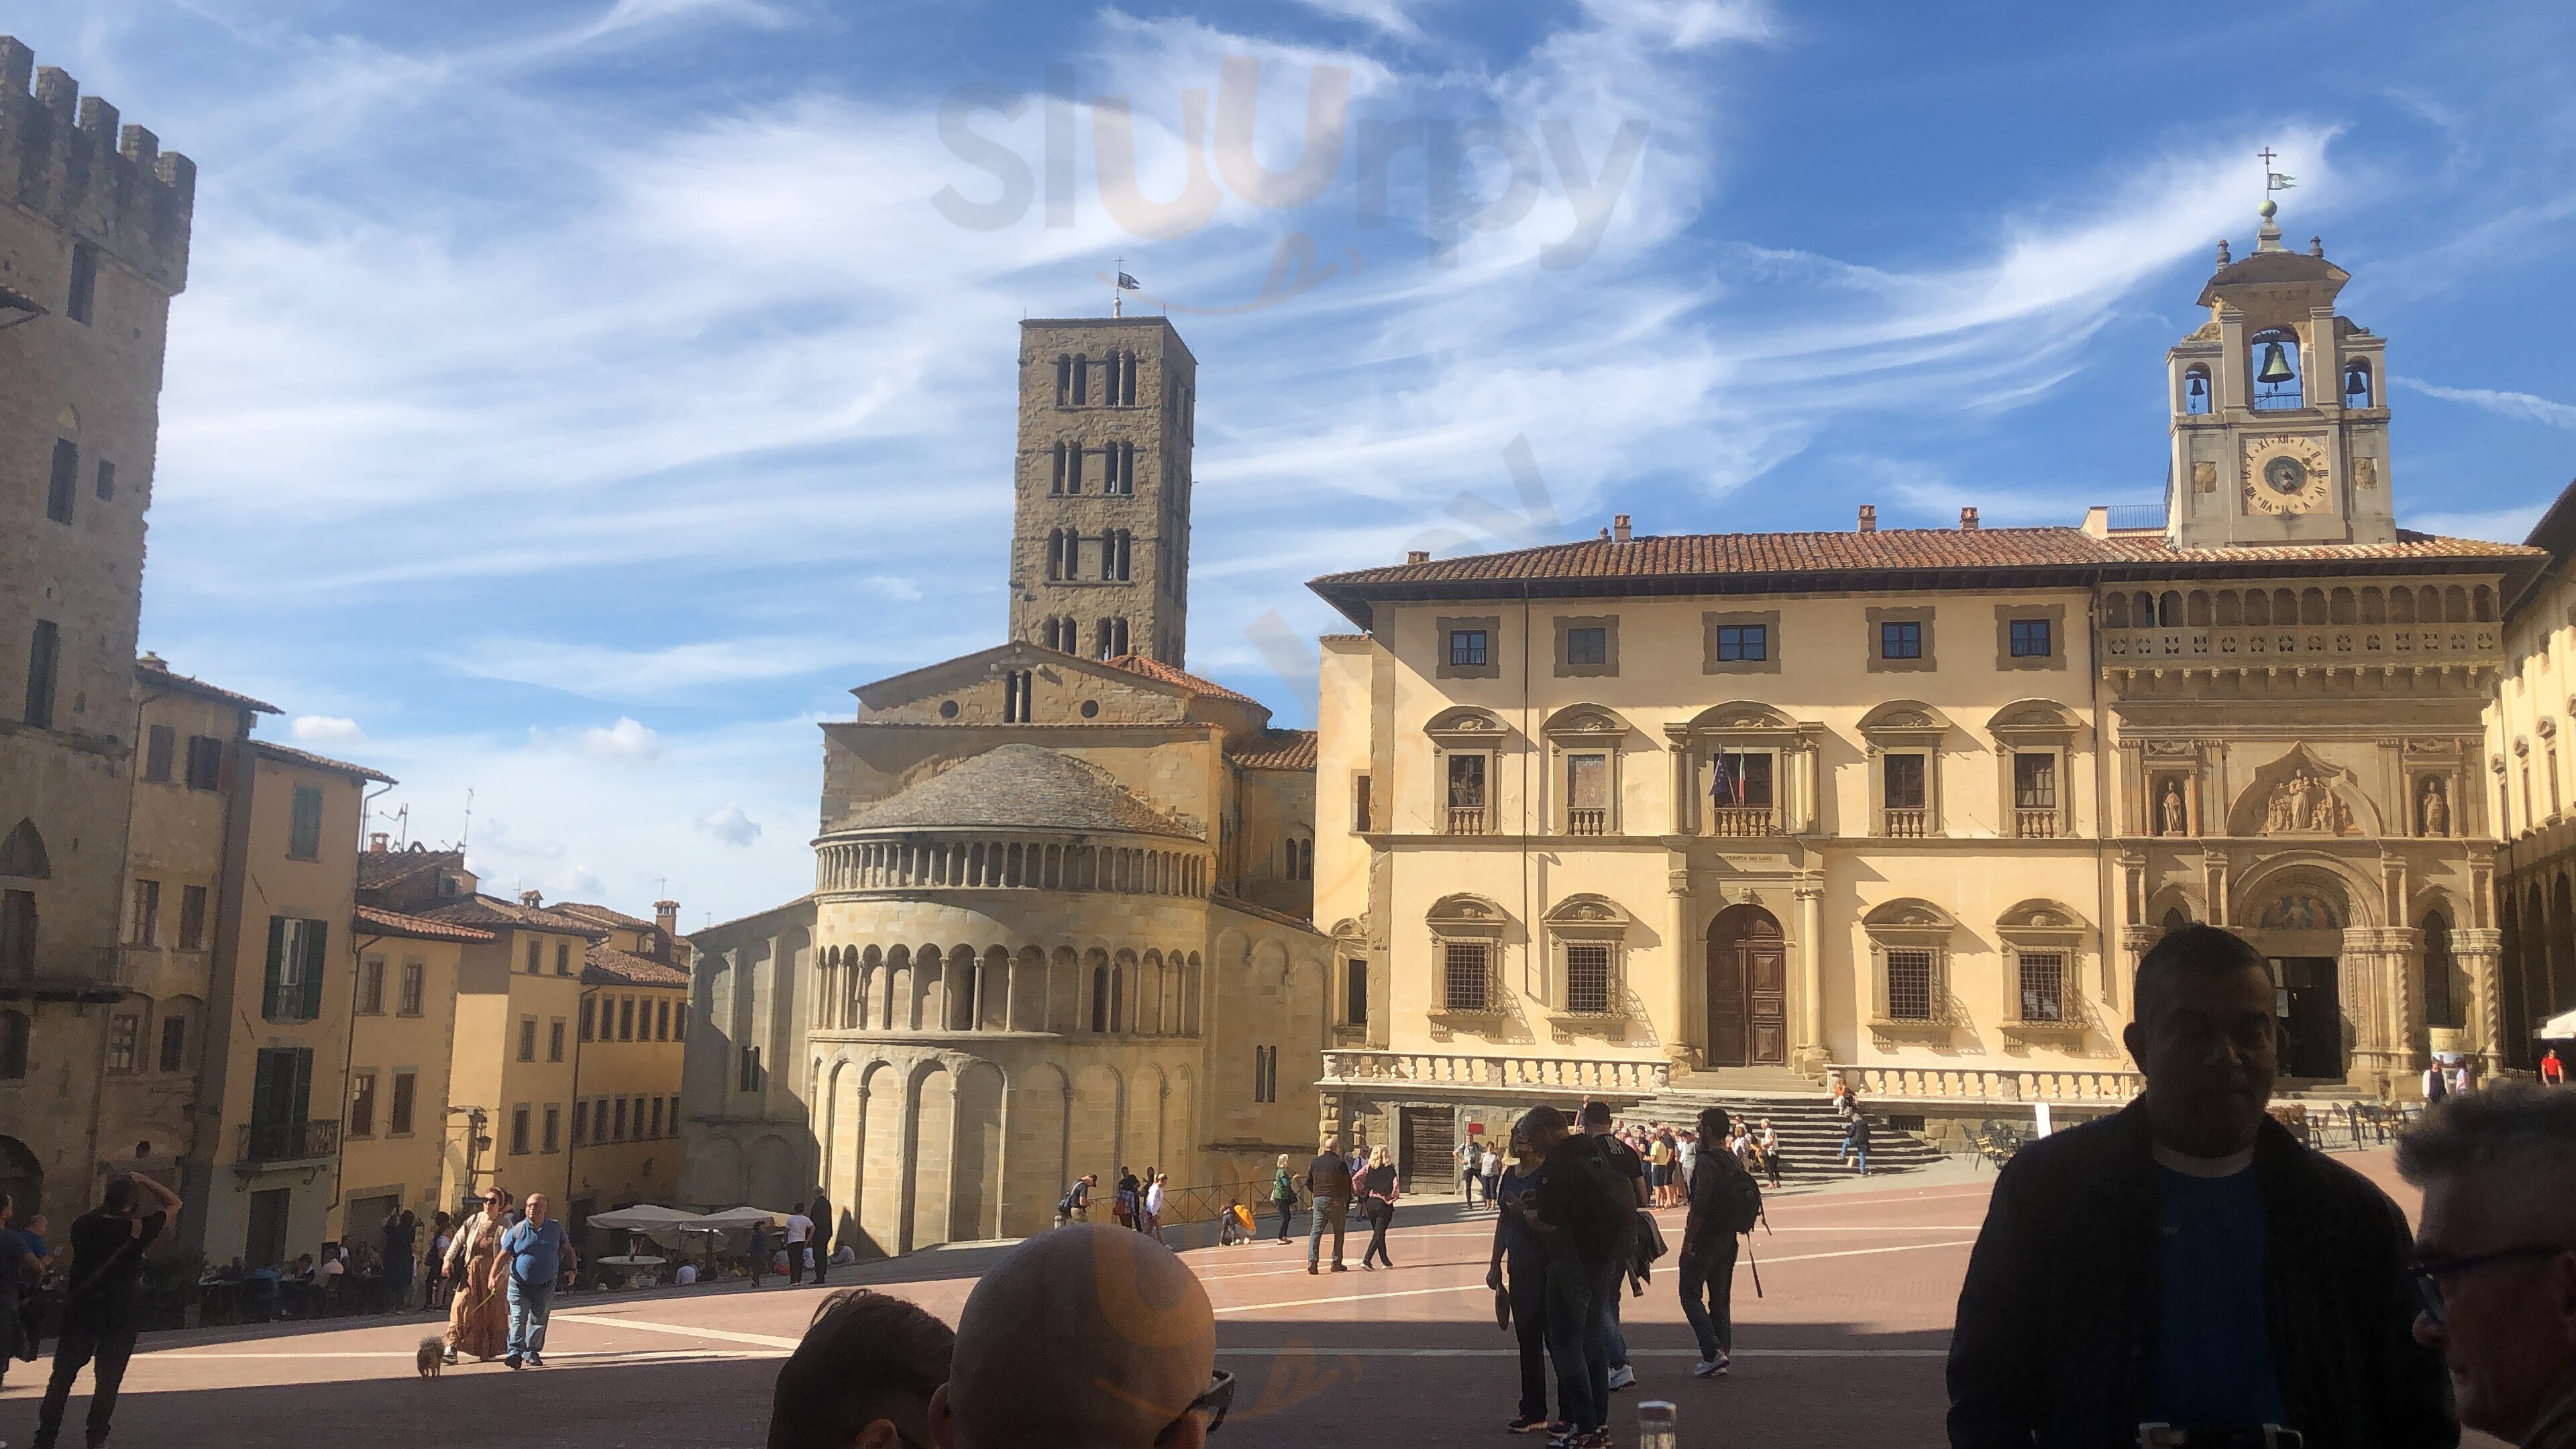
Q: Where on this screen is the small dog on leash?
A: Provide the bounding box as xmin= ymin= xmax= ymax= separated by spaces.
xmin=417 ymin=1337 xmax=445 ymax=1379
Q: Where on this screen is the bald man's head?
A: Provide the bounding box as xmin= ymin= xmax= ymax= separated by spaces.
xmin=931 ymin=1225 xmax=1217 ymax=1449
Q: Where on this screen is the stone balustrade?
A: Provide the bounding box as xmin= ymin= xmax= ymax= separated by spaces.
xmin=1829 ymin=1063 xmax=2144 ymax=1104
xmin=1321 ymin=1049 xmax=1670 ymax=1093
xmin=2102 ymin=622 xmax=2500 ymax=667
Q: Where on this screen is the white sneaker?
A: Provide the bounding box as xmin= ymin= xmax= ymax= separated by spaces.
xmin=1691 ymin=1358 xmax=1721 ymax=1379
xmin=1607 ymin=1364 xmax=1636 ymax=1391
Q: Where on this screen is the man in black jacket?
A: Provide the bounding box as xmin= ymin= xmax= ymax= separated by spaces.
xmin=1947 ymin=924 xmax=2452 ymax=1448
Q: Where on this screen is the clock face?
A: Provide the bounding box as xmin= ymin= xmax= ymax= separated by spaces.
xmin=2242 ymin=435 xmax=2332 ymax=516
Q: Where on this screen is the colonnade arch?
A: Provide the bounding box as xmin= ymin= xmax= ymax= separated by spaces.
xmin=812 ymin=940 xmax=1205 ymax=1039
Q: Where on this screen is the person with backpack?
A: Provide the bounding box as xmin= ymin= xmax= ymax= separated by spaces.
xmin=1112 ymin=1168 xmax=1139 ymax=1230
xmin=1680 ymin=1106 xmax=1760 ymax=1379
xmin=1055 ymin=1173 xmax=1095 ymax=1228
xmin=30 ymin=1171 xmax=180 ymax=1449
xmin=1527 ymin=1104 xmax=1635 ymax=1449
xmin=1578 ymin=1102 xmax=1646 ymax=1393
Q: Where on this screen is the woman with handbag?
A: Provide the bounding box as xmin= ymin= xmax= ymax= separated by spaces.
xmin=1484 ymin=1125 xmax=1559 ymax=1437
xmin=441 ymin=1189 xmax=513 ymax=1364
xmin=1269 ymin=1155 xmax=1298 ymax=1244
xmin=1358 ymin=1146 xmax=1399 ymax=1270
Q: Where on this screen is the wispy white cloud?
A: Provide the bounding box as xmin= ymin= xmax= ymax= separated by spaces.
xmin=696 ymin=800 xmax=763 ymax=847
xmin=291 ymin=714 xmax=366 ymax=744
xmin=2397 ymin=376 xmax=2576 ymax=429
xmin=576 ymin=717 xmax=665 ymax=764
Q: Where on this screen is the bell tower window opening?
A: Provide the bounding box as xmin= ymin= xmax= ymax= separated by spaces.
xmin=2249 ymin=326 xmax=2303 ymax=411
xmin=2182 ymin=364 xmax=2212 ymax=416
xmin=1051 ymin=442 xmax=1069 ymax=494
xmin=2343 ymin=358 xmax=2373 ymax=408
xmin=1055 ymin=354 xmax=1073 ymax=406
xmin=1071 ymin=354 xmax=1090 ymax=406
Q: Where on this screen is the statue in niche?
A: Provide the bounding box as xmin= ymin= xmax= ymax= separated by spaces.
xmin=2421 ymin=781 xmax=2449 ymax=837
xmin=2262 ymin=770 xmax=2351 ymax=835
xmin=2160 ymin=782 xmax=2188 ymax=836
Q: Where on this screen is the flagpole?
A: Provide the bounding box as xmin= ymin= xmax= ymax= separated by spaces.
xmin=1112 ymin=255 xmax=1124 ymax=317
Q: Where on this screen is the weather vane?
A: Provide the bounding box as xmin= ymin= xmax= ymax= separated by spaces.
xmin=2260 ymin=148 xmax=2296 ymax=197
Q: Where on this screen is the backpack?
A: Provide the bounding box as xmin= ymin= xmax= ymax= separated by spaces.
xmin=1555 ymin=1137 xmax=1640 ymax=1262
xmin=1712 ymin=1159 xmax=1762 ymax=1234
xmin=1058 ymin=1187 xmax=1081 ymax=1216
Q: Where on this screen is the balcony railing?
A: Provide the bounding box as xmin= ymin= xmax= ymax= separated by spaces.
xmin=1830 ymin=1063 xmax=2143 ymax=1105
xmin=1884 ymin=808 xmax=1929 ymax=838
xmin=2014 ymin=809 xmax=2060 ymax=839
xmin=1446 ymin=806 xmax=1486 ymax=835
xmin=2102 ymin=621 xmax=2501 ymax=667
xmin=1322 ymin=1049 xmax=1670 ymax=1094
xmin=238 ymin=1118 xmax=339 ymax=1165
xmin=1566 ymin=808 xmax=1607 ymax=837
xmin=1709 ymin=806 xmax=1778 ymax=837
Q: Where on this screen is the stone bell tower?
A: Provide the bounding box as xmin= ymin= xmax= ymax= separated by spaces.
xmin=1006 ymin=315 xmax=1197 ymax=666
xmin=2165 ymin=199 xmax=2395 ymax=549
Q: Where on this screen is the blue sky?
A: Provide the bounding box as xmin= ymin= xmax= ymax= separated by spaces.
xmin=22 ymin=0 xmax=2576 ymax=922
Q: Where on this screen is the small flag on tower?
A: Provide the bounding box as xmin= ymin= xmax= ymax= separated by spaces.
xmin=1116 ymin=271 xmax=1141 ymax=290
xmin=2267 ymin=172 xmax=2296 ymax=191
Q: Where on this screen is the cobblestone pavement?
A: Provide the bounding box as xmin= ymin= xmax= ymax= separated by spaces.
xmin=0 ymin=1148 xmax=2485 ymax=1449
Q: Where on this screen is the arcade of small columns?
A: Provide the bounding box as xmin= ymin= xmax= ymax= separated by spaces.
xmin=815 ymin=834 xmax=1208 ymax=899
xmin=811 ymin=940 xmax=1205 ymax=1038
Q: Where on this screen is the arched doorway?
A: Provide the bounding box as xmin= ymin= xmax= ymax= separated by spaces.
xmin=1705 ymin=905 xmax=1786 ymax=1068
xmin=2249 ymin=878 xmax=2351 ymax=1081
xmin=0 ymin=1135 xmax=38 ymax=1222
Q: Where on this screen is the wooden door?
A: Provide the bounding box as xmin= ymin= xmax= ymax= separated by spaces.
xmin=1706 ymin=939 xmax=1748 ymax=1068
xmin=1746 ymin=937 xmax=1788 ymax=1065
xmin=1399 ymin=1108 xmax=1452 ymax=1194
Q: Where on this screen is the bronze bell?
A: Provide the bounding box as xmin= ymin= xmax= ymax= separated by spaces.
xmin=2255 ymin=341 xmax=2296 ymax=385
xmin=2186 ymin=372 xmax=2208 ymax=400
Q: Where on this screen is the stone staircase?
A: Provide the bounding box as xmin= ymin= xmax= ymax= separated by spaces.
xmin=1619 ymin=1074 xmax=1951 ymax=1185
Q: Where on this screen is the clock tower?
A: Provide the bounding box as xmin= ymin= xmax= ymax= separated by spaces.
xmin=2165 ymin=199 xmax=2394 ymax=549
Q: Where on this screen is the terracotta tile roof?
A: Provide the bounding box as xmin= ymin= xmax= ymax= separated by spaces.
xmin=1210 ymin=892 xmax=1324 ymax=934
xmin=354 ymin=904 xmax=496 ymax=943
xmin=838 ymin=744 xmax=1203 ymax=840
xmin=1309 ymin=526 xmax=2540 ymax=627
xmin=249 ymin=739 xmax=396 ymax=784
xmin=1103 ymin=653 xmax=1263 ymax=708
xmin=422 ymin=894 xmax=611 ymax=939
xmin=1226 ymin=729 xmax=1318 ymax=771
xmin=584 ymin=941 xmax=689 ymax=988
xmin=554 ymin=902 xmax=657 ymax=932
xmin=136 ymin=657 xmax=280 ymax=713
xmin=359 ymin=846 xmax=462 ymax=890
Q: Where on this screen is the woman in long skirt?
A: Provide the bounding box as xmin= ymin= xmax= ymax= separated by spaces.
xmin=442 ymin=1188 xmax=512 ymax=1363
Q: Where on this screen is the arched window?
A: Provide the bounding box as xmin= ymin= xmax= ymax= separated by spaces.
xmin=2249 ymin=326 xmax=2302 ymax=411
xmin=1119 ymin=350 xmax=1138 ymax=406
xmin=1090 ymin=964 xmax=1110 ymax=1032
xmin=1071 ymin=354 xmax=1089 ymax=406
xmin=1054 ymin=355 xmax=1072 ymax=407
xmin=0 ymin=818 xmax=47 ymax=879
xmin=2182 ymin=364 xmax=2212 ymax=415
xmin=1045 ymin=529 xmax=1063 ymax=581
xmin=2342 ymin=358 xmax=2373 ymax=408
xmin=2158 ymin=591 xmax=2184 ymax=627
xmin=1050 ymin=442 xmax=1068 ymax=495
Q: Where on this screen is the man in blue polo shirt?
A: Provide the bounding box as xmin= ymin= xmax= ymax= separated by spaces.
xmin=500 ymin=1191 xmax=576 ymax=1369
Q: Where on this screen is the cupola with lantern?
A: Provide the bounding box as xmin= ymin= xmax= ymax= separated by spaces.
xmin=2163 ymin=185 xmax=2394 ymax=549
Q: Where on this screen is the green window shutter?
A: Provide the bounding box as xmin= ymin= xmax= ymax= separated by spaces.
xmin=262 ymin=916 xmax=286 ymax=1020
xmin=288 ymin=786 xmax=323 ymax=860
xmin=290 ymin=1046 xmax=313 ymax=1124
xmin=300 ymin=918 xmax=327 ymax=1019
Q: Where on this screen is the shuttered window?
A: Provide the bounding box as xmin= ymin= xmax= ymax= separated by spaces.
xmin=287 ymin=786 xmax=324 ymax=861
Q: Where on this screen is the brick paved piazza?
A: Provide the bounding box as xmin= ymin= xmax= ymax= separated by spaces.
xmin=4 ymin=1150 xmax=2482 ymax=1449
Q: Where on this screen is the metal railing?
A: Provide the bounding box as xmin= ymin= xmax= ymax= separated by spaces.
xmin=239 ymin=1118 xmax=339 ymax=1164
xmin=1446 ymin=806 xmax=1485 ymax=835
xmin=1566 ymin=808 xmax=1607 ymax=837
xmin=1709 ymin=806 xmax=1777 ymax=837
xmin=1884 ymin=808 xmax=1928 ymax=838
xmin=2102 ymin=502 xmax=2166 ymax=532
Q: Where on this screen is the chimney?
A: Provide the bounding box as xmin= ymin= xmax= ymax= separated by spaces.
xmin=1406 ymin=550 xmax=1430 ymax=564
xmin=1960 ymin=506 xmax=1980 ymax=531
xmin=655 ymin=900 xmax=680 ymax=936
xmin=1857 ymin=504 xmax=1877 ymax=533
xmin=519 ymin=888 xmax=543 ymax=908
xmin=368 ymin=833 xmax=389 ymax=854
xmin=1612 ymin=515 xmax=1632 ymax=543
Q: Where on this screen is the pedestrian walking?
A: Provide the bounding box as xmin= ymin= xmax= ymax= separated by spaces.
xmin=1 ymin=1193 xmax=46 ymax=1391
xmin=381 ymin=1205 xmax=417 ymax=1314
xmin=1306 ymin=1136 xmax=1353 ymax=1275
xmin=2542 ymin=1046 xmax=2565 ymax=1086
xmin=1840 ymin=1112 xmax=1872 ymax=1176
xmin=1679 ymin=1107 xmax=1761 ymax=1379
xmin=808 ymin=1190 xmax=834 ymax=1285
xmin=786 ymin=1201 xmax=816 ymax=1285
xmin=1481 ymin=1141 xmax=1503 ymax=1204
xmin=1358 ymin=1147 xmax=1399 ymax=1269
xmin=1457 ymin=1134 xmax=1485 ymax=1206
xmin=500 ymin=1191 xmax=574 ymax=1369
xmin=1579 ymin=1102 xmax=1644 ymax=1394
xmin=749 ymin=1217 xmax=771 ymax=1287
xmin=1055 ymin=1173 xmax=1095 ymax=1227
xmin=28 ymin=1171 xmax=180 ymax=1449
xmin=1269 ymin=1156 xmax=1297 ymax=1242
xmin=1142 ymin=1174 xmax=1167 ymax=1240
xmin=1486 ymin=1126 xmax=1559 ymax=1436
xmin=1757 ymin=1121 xmax=1782 ymax=1189
xmin=1947 ymin=924 xmax=2451 ymax=1448
xmin=1529 ymin=1104 xmax=1638 ymax=1449
xmin=2425 ymin=1059 xmax=2453 ymax=1106
xmin=1112 ymin=1169 xmax=1139 ymax=1230
xmin=442 ymin=1189 xmax=512 ymax=1363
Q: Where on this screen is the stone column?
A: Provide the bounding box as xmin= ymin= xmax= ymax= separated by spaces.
xmin=1668 ymin=870 xmax=1697 ymax=1071
xmin=2340 ymin=926 xmax=2414 ymax=1095
xmin=2453 ymin=926 xmax=2505 ymax=1075
xmin=1794 ymin=879 xmax=1827 ymax=1077
xmin=2118 ymin=925 xmax=2158 ymax=1017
